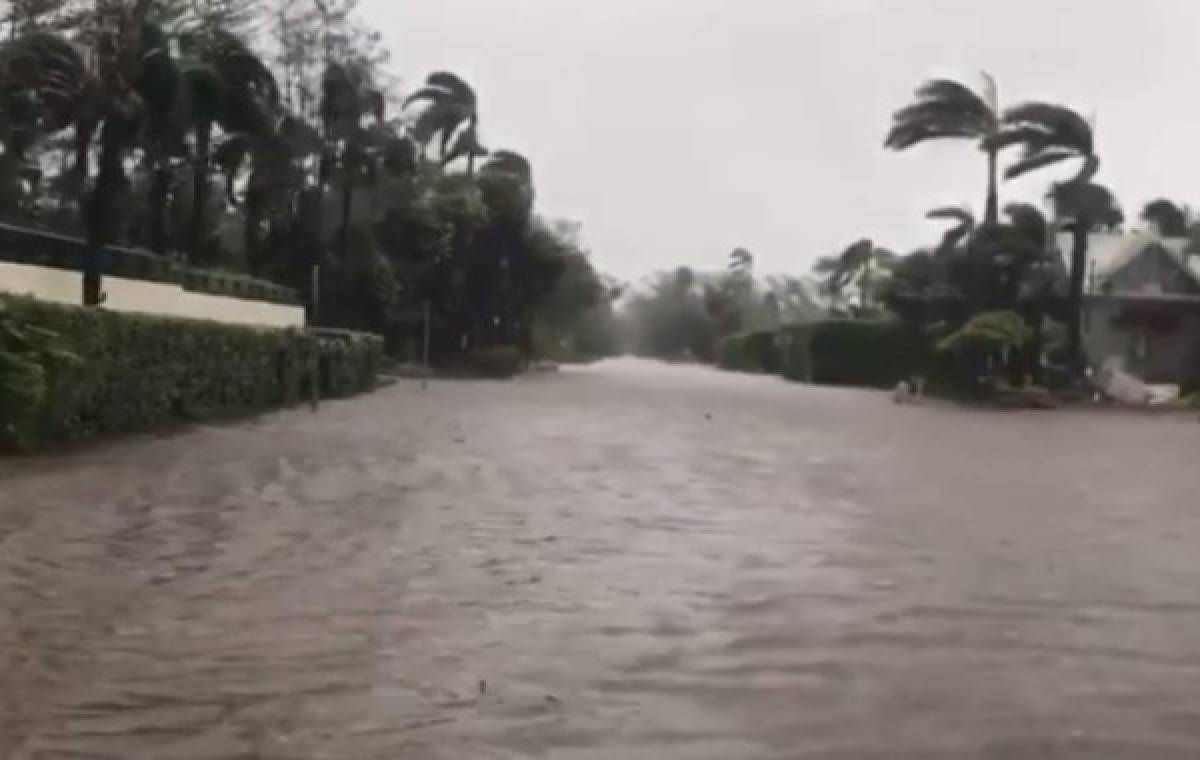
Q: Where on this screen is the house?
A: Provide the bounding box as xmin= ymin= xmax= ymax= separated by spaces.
xmin=1058 ymin=231 xmax=1200 ymax=385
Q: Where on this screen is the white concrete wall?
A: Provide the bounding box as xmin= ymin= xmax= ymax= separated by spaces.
xmin=0 ymin=260 xmax=81 ymax=305
xmin=1 ymin=260 xmax=305 ymax=329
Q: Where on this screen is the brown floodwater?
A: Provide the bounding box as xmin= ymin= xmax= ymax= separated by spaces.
xmin=3 ymin=359 xmax=1200 ymax=759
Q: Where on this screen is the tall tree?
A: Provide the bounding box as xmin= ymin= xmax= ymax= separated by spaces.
xmin=1140 ymin=198 xmax=1189 ymax=237
xmin=178 ymin=27 xmax=278 ymax=263
xmin=319 ymin=58 xmax=385 ymax=260
xmin=1001 ymin=101 xmax=1112 ymax=369
xmin=885 ymin=73 xmax=1004 ymax=225
xmin=404 ymin=71 xmax=485 ymax=175
xmin=728 ymin=247 xmax=753 ymax=277
xmin=814 ymin=239 xmax=895 ymax=312
xmin=2 ymin=1 xmax=186 ymax=304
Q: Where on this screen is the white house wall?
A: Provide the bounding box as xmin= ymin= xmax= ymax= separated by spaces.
xmin=1 ymin=261 xmax=304 ymax=329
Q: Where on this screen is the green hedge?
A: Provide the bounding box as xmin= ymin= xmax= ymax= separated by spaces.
xmin=779 ymin=319 xmax=928 ymax=389
xmin=1 ymin=297 xmax=380 ymax=449
xmin=715 ymin=330 xmax=781 ymax=373
xmin=779 ymin=324 xmax=815 ymax=382
xmin=312 ymin=328 xmax=385 ymax=397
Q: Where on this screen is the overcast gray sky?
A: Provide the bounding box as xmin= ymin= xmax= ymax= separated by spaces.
xmin=361 ymin=0 xmax=1198 ymax=282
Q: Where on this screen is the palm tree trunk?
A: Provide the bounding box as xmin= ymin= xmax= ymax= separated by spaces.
xmin=244 ymin=185 xmax=264 ymax=275
xmin=82 ymin=119 xmax=126 ymax=306
xmin=466 ymin=150 xmax=475 ymax=177
xmin=984 ymin=148 xmax=998 ymax=226
xmin=147 ymin=159 xmax=171 ymax=255
xmin=189 ymin=119 xmax=212 ymax=264
xmin=860 ymin=259 xmax=871 ymax=311
xmin=1067 ymin=221 xmax=1089 ymax=370
xmin=338 ymin=169 xmax=353 ymax=261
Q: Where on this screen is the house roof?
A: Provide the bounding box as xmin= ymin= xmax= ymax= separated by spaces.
xmin=1054 ymin=230 xmax=1200 ymax=294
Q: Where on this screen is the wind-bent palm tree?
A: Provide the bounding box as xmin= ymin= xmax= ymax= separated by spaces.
xmin=319 ymin=58 xmax=391 ymax=260
xmin=1000 ymin=101 xmax=1112 ymax=368
xmin=178 ymin=28 xmax=278 ymax=263
xmin=213 ymin=111 xmax=324 ymax=274
xmin=814 ymin=239 xmax=894 ymax=312
xmin=885 ymin=73 xmax=1004 ymax=225
xmin=404 ymin=71 xmax=486 ymax=175
xmin=1140 ymin=198 xmax=1189 ymax=237
xmin=728 ymin=248 xmax=753 ymax=277
xmin=0 ymin=1 xmax=182 ymax=304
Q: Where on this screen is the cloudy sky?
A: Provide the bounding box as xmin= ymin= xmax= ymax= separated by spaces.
xmin=361 ymin=0 xmax=1198 ymax=282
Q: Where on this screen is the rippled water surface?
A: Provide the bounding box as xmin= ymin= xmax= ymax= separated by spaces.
xmin=4 ymin=359 xmax=1200 ymax=758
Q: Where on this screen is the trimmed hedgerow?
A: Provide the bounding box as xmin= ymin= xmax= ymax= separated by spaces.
xmin=779 ymin=319 xmax=928 ymax=389
xmin=715 ymin=330 xmax=781 ymax=374
xmin=1 ymin=296 xmax=380 ymax=449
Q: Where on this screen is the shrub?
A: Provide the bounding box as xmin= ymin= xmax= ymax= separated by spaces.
xmin=0 ymin=296 xmax=380 ymax=449
xmin=1 ymin=300 xmax=79 ymax=445
xmin=778 ymin=319 xmax=928 ymax=389
xmin=715 ymin=330 xmax=781 ymax=373
xmin=936 ymin=310 xmax=1032 ymax=355
xmin=312 ymin=328 xmax=385 ymax=398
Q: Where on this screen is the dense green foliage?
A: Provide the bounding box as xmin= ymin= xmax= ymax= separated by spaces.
xmin=0 ymin=296 xmax=379 ymax=449
xmin=0 ymin=0 xmax=609 ymax=362
xmin=937 ymin=310 xmax=1033 ymax=356
xmin=714 ymin=330 xmax=781 ymax=374
xmin=0 ymin=298 xmax=78 ymax=443
xmin=624 ymin=256 xmax=820 ymax=362
xmin=780 ymin=320 xmax=929 ymax=389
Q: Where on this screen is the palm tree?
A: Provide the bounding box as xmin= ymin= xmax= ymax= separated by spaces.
xmin=0 ymin=1 xmax=186 ymax=304
xmin=478 ymin=150 xmax=537 ymax=345
xmin=178 ymin=28 xmax=278 ymax=264
xmin=319 ymin=58 xmax=388 ymax=261
xmin=213 ymin=111 xmax=323 ymax=274
xmin=1140 ymin=198 xmax=1189 ymax=237
xmin=885 ymin=73 xmax=1004 ymax=225
xmin=404 ymin=71 xmax=485 ymax=175
xmin=814 ymin=239 xmax=894 ymax=313
xmin=728 ymin=247 xmax=753 ymax=277
xmin=1000 ymin=101 xmax=1112 ymax=369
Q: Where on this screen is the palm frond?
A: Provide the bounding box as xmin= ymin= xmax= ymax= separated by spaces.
xmin=926 ymin=206 xmax=974 ymax=226
xmin=481 ymin=149 xmax=531 ymax=181
xmin=1003 ymin=149 xmax=1073 ymax=180
xmin=812 ymin=256 xmax=841 ymax=273
xmin=426 ymin=71 xmax=475 ymax=104
xmin=403 ymin=85 xmax=451 ymax=108
xmin=1003 ymin=101 xmax=1093 ymax=155
xmin=884 ymin=123 xmax=984 ymax=150
xmin=913 ymin=79 xmax=992 ymax=119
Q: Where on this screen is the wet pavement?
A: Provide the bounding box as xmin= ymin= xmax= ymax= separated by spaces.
xmin=3 ymin=358 xmax=1200 ymax=759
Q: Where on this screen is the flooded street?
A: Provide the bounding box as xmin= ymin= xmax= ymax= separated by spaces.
xmin=5 ymin=359 xmax=1200 ymax=759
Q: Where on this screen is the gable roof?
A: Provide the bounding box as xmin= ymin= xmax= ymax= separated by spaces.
xmin=1054 ymin=230 xmax=1200 ymax=294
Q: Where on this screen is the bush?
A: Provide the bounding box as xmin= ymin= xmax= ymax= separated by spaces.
xmin=0 ymin=296 xmax=380 ymax=449
xmin=936 ymin=310 xmax=1032 ymax=355
xmin=312 ymin=328 xmax=385 ymax=398
xmin=778 ymin=319 xmax=928 ymax=389
xmin=715 ymin=330 xmax=781 ymax=373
